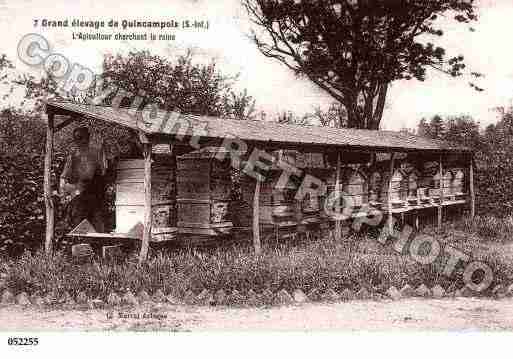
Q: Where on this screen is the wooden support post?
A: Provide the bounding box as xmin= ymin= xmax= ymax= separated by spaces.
xmin=387 ymin=153 xmax=395 ymax=235
xmin=438 ymin=155 xmax=443 ymax=231
xmin=44 ymin=112 xmax=55 ymax=254
xmin=470 ymin=155 xmax=475 ymax=220
xmin=253 ymin=178 xmax=262 ymax=255
xmin=139 ymin=142 xmax=153 ymax=263
xmin=334 ymin=152 xmax=342 ymax=240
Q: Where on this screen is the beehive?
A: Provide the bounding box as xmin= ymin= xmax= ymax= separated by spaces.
xmin=311 ymin=168 xmax=336 ymax=223
xmin=296 ymin=153 xmax=328 ymax=225
xmin=273 ymin=149 xmax=299 ymax=169
xmin=300 ymin=191 xmax=322 ymax=224
xmin=115 ymin=154 xmax=176 ymax=241
xmin=368 ymin=171 xmax=382 ymax=205
xmin=428 ymin=168 xmax=453 ymax=202
xmin=399 ymin=169 xmax=410 ymax=201
xmin=324 ymin=167 xmax=368 ymax=214
xmin=342 ymin=168 xmax=368 ymax=210
xmin=428 ymin=170 xmax=441 ymax=202
xmin=407 ymin=169 xmax=421 ymax=205
xmin=442 ymin=170 xmax=453 ymax=200
xmin=239 ymin=150 xmax=301 ymax=231
xmin=380 ymin=169 xmax=406 ymax=208
xmin=176 ymin=147 xmax=233 ymax=236
xmin=418 ymin=162 xmax=439 ymax=202
xmin=451 ymin=169 xmax=465 ymax=199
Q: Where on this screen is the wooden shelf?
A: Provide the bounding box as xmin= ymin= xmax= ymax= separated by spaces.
xmin=67 ymin=229 xmax=178 ymax=243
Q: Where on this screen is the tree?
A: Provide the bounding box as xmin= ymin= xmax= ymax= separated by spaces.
xmin=444 ymin=115 xmax=481 ymax=149
xmin=474 ymin=108 xmax=513 ymax=217
xmin=0 ymin=54 xmax=15 ymax=106
xmin=99 ymin=49 xmax=256 ymax=120
xmin=312 ymin=102 xmax=347 ymax=128
xmin=14 ymin=73 xmax=62 ymax=113
xmin=15 ymin=49 xmax=257 ymax=121
xmin=417 ymin=117 xmax=429 ymax=137
xmin=221 ymin=88 xmax=257 ymax=121
xmin=276 ymin=110 xmax=310 ymax=125
xmin=428 ymin=114 xmax=445 ymax=139
xmin=417 ymin=114 xmax=446 ymax=139
xmin=243 ymin=0 xmax=479 ymax=129
xmin=15 ymin=50 xmax=259 ymax=158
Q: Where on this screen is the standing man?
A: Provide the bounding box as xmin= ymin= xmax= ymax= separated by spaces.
xmin=60 ymin=126 xmax=107 ymax=232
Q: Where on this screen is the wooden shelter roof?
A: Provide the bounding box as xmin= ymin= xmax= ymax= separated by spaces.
xmin=45 ymin=100 xmax=472 ymax=154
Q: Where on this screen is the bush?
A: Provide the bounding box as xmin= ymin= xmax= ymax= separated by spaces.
xmin=0 ymin=153 xmax=69 ymax=255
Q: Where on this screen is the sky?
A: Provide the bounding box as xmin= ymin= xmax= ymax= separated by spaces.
xmin=0 ymin=0 xmax=511 ymax=130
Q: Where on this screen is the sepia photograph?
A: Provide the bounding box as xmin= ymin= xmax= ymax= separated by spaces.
xmin=0 ymin=0 xmax=512 ymax=356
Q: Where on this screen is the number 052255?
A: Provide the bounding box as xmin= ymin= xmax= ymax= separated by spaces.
xmin=7 ymin=337 xmax=39 ymax=346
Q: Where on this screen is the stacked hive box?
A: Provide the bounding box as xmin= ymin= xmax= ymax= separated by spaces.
xmin=380 ymin=168 xmax=407 ymax=208
xmin=323 ymin=166 xmax=369 ymax=219
xmin=239 ymin=150 xmax=301 ymax=238
xmin=442 ymin=170 xmax=454 ymax=200
xmin=451 ymin=169 xmax=466 ymax=200
xmin=342 ymin=167 xmax=368 ymax=211
xmin=368 ymin=170 xmax=382 ymax=206
xmin=428 ymin=168 xmax=453 ymax=204
xmin=406 ymin=169 xmax=421 ymax=206
xmin=176 ymin=147 xmax=233 ymax=236
xmin=296 ymin=152 xmax=328 ymax=225
xmin=419 ymin=162 xmax=439 ymax=204
xmin=115 ymin=154 xmax=177 ymax=241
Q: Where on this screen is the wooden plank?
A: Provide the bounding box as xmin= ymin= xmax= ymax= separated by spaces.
xmin=44 ymin=112 xmax=55 ymax=254
xmin=102 ymin=244 xmax=123 ymax=260
xmin=68 ymin=229 xmax=176 ymax=243
xmin=54 ymin=115 xmax=76 ymax=132
xmin=442 ymin=199 xmax=467 ymax=206
xmin=139 ymin=142 xmax=153 ymax=263
xmin=438 ymin=155 xmax=443 ymax=230
xmin=253 ymin=178 xmax=262 ymax=255
xmin=176 ymin=198 xmax=212 ymax=204
xmin=72 ymin=243 xmax=93 ymax=258
xmin=177 ymin=221 xmax=233 ymax=229
xmin=470 ymin=156 xmax=475 ymax=220
xmin=69 ymin=219 xmax=97 ymax=235
xmin=334 ymin=152 xmax=342 ymax=240
xmin=387 ymin=152 xmax=396 ymax=235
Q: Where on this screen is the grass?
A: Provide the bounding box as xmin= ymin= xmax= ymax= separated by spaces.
xmin=453 ymin=215 xmax=513 ymax=242
xmin=2 ymin=216 xmax=513 ymax=303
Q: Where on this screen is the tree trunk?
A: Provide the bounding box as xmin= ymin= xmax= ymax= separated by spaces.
xmin=342 ymin=83 xmax=388 ymax=130
xmin=370 ymin=83 xmax=388 ymax=130
xmin=44 ymin=113 xmax=55 ymax=254
xmin=345 ymin=100 xmax=362 ymax=129
xmin=139 ymin=142 xmax=152 ymax=263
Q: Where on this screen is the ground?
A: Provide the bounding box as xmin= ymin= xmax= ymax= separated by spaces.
xmin=2 ymin=297 xmax=513 ymax=331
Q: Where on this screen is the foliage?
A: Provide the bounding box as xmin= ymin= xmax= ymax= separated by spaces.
xmin=243 ymin=0 xmax=480 ymax=129
xmin=15 ymin=50 xmax=257 ymax=121
xmin=13 ymin=74 xmax=61 ymax=113
xmin=418 ymin=112 xmax=513 ymax=217
xmin=312 ymin=102 xmax=348 ymax=128
xmin=98 ymin=49 xmax=256 ymax=120
xmin=0 ymin=108 xmax=70 ymax=255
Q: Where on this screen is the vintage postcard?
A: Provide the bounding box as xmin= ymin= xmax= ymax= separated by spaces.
xmin=0 ymin=0 xmax=512 ymax=356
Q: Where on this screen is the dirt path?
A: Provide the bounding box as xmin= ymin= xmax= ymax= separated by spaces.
xmin=2 ymin=298 xmax=513 ymax=331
